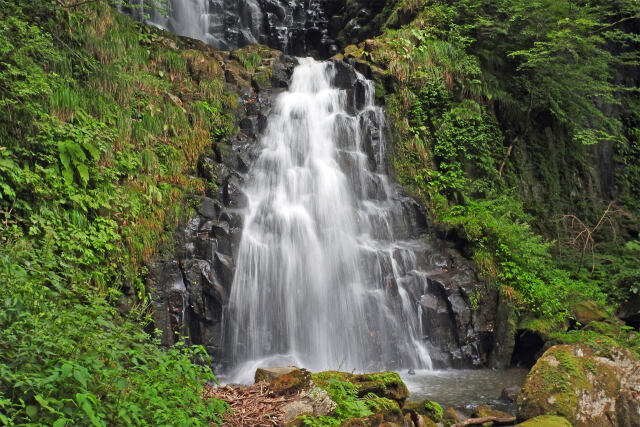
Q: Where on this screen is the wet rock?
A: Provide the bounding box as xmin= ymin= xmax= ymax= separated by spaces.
xmin=500 ymin=385 xmax=521 ymax=403
xmin=255 ymin=366 xmax=300 ymax=382
xmin=331 ymin=60 xmax=357 ymax=89
xmin=617 ymin=293 xmax=640 ymax=328
xmin=183 ymin=259 xmax=226 ymax=318
xmin=214 ymin=252 xmax=234 ymax=290
xmin=146 ymin=261 xmax=187 ymax=346
xmin=239 ymin=116 xmax=258 ymax=138
xmin=489 ymin=297 xmax=518 ymax=369
xmin=223 ymin=175 xmax=248 ymax=208
xmin=517 ymin=344 xmax=640 ymax=426
xmin=197 ymin=196 xmax=221 ymax=219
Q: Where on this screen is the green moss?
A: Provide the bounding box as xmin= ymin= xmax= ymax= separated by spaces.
xmin=269 ymin=369 xmax=312 ymax=395
xmin=518 ymin=345 xmax=621 ymax=424
xmin=402 ymin=399 xmax=443 ymax=422
xmin=312 ymin=371 xmax=352 ymax=388
xmin=515 ymin=415 xmax=572 ymax=427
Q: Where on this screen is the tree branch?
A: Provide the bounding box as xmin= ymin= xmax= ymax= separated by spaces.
xmin=452 ymin=415 xmax=516 ymax=427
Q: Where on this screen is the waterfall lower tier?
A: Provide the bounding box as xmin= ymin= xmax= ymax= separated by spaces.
xmin=223 ymin=59 xmax=434 ymax=380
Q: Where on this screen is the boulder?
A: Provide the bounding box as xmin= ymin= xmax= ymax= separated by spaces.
xmin=255 ymin=366 xmax=300 ymax=383
xmin=472 ymin=404 xmax=513 ymax=420
xmin=442 ymin=406 xmax=460 ymax=425
xmin=517 ymin=344 xmax=640 ymax=426
xmin=298 ymin=386 xmax=336 ymax=417
xmin=282 ymin=401 xmax=313 ymax=424
xmin=269 ymin=369 xmax=312 ymax=395
xmin=312 ymin=371 xmax=409 ymax=405
xmin=618 ymin=293 xmax=640 ymax=328
xmin=570 ymin=300 xmax=610 ymax=326
xmin=500 ymin=385 xmax=521 ymax=403
xmin=401 ymin=400 xmax=443 ymax=422
xmin=197 ymin=196 xmax=221 ymax=219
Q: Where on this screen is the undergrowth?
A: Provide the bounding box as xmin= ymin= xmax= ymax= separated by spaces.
xmin=0 ymin=0 xmax=236 ymax=424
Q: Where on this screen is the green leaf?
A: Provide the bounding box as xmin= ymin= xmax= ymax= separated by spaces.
xmin=115 ymin=377 xmax=128 ymax=391
xmin=53 ymin=418 xmax=69 ymax=427
xmin=25 ymin=404 xmax=38 ymax=419
xmin=73 ymin=368 xmax=88 ymax=389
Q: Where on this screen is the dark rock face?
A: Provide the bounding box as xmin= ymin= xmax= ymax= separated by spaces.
xmin=117 ymin=0 xmax=394 ymax=58
xmin=618 ymin=294 xmax=640 ymax=328
xmin=144 ymin=53 xmax=294 ymax=362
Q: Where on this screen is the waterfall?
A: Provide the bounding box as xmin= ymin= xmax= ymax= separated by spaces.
xmin=116 ymin=0 xmax=336 ymax=55
xmin=224 ymin=59 xmax=434 ymax=382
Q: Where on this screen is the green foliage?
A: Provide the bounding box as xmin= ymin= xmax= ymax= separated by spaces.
xmin=0 ymin=0 xmax=237 ymax=424
xmin=368 ymin=0 xmax=640 ymax=321
xmin=0 ymin=230 xmax=230 ymax=425
xmin=301 ymin=379 xmax=373 ymax=427
xmin=423 ymin=400 xmax=443 ymax=422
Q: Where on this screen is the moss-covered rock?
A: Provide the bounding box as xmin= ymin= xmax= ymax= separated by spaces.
xmin=517 ymin=344 xmax=640 ymax=426
xmin=472 ymin=404 xmax=513 ymax=420
xmin=515 ymin=415 xmax=572 ymax=426
xmin=442 ymin=406 xmax=460 ymax=425
xmin=271 ymin=369 xmax=312 ymax=395
xmin=401 ymin=399 xmax=443 ymax=422
xmin=312 ymin=371 xmax=410 ymax=405
xmin=339 ymin=413 xmax=407 ymax=427
xmin=254 ymin=367 xmax=312 ymax=395
xmin=569 ymin=300 xmax=611 ymax=326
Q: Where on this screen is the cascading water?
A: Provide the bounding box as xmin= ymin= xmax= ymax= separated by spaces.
xmin=118 ymin=0 xmax=334 ymax=55
xmin=224 ymin=59 xmax=436 ymax=382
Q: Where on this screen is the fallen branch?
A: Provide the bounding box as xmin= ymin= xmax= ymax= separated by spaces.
xmin=452 ymin=415 xmax=516 ymax=426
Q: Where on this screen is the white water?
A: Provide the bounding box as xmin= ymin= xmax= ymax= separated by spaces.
xmin=224 ymin=59 xmax=434 ymax=383
xmin=120 ymin=0 xmax=263 ymax=49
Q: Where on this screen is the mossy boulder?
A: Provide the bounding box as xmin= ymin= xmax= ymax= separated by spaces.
xmin=569 ymin=300 xmax=610 ymax=326
xmin=254 ymin=367 xmax=312 ymax=395
xmin=366 ymin=395 xmax=403 ymax=419
xmin=339 ymin=413 xmax=406 ymax=427
xmin=472 ymin=404 xmax=513 ymax=420
xmin=518 ymin=344 xmax=640 ymax=426
xmin=312 ymin=371 xmax=409 ymax=405
xmin=442 ymin=406 xmax=461 ymax=425
xmin=401 ymin=399 xmax=443 ymax=422
xmin=515 ymin=415 xmax=572 ymax=426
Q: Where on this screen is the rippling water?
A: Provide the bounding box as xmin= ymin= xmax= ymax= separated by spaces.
xmin=401 ymin=369 xmax=528 ymax=414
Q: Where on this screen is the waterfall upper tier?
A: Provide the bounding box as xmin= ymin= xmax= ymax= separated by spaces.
xmin=116 ymin=0 xmax=392 ymax=58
